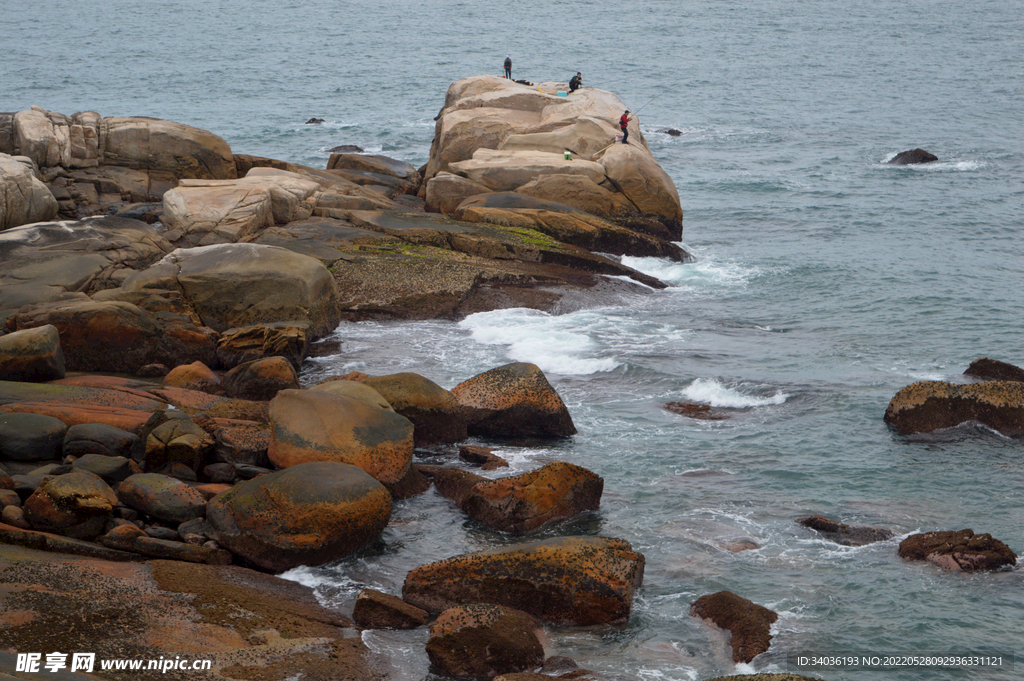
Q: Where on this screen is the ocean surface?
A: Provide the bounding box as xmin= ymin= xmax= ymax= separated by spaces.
xmin=5 ymin=1 xmax=1023 ymax=679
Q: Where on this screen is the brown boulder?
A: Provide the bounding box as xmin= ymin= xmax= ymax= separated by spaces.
xmin=216 ymin=322 xmax=309 ymax=369
xmin=359 ymin=372 xmax=468 ymax=445
xmin=223 ymin=356 xmax=300 ymax=401
xmin=426 ymin=604 xmax=544 ymax=679
xmin=268 ymin=389 xmax=413 ymax=485
xmin=451 ymin=362 xmax=576 ymax=438
xmin=459 ymin=445 xmax=509 ymax=470
xmin=898 ymin=529 xmax=1017 ymax=571
xmin=403 ymin=536 xmax=644 ymax=625
xmin=425 ymin=171 xmax=492 ymax=214
xmin=888 ymin=148 xmax=938 ymax=165
xmin=133 ymin=410 xmax=215 ymax=472
xmin=205 ymin=462 xmax=392 ymax=572
xmin=351 ymin=588 xmax=429 ymax=629
xmin=117 ymin=473 xmax=208 ymax=524
xmin=0 ymin=412 xmax=67 ymax=461
xmin=0 ymin=324 xmax=65 ymax=382
xmin=461 ymin=462 xmax=603 ymax=534
xmin=22 ymin=470 xmax=117 ymax=539
xmin=312 ymin=379 xmax=394 ymax=411
xmin=163 ymin=360 xmax=224 ymax=395
xmin=417 ymin=465 xmax=489 ymax=506
xmin=690 ymin=591 xmax=778 ymax=663
xmin=796 ymin=515 xmax=895 ymax=546
xmin=883 ymin=380 xmax=1024 ymax=437
xmin=665 ymin=402 xmax=727 ymax=420
xmin=964 ymin=357 xmax=1024 ymax=383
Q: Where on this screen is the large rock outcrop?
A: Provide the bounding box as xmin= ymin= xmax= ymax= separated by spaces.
xmin=884 ymin=380 xmax=1024 ymax=437
xmin=423 ymin=76 xmax=683 ymax=239
xmin=451 ymin=362 xmax=577 ymax=437
xmin=205 ymin=461 xmax=392 ymax=571
xmin=402 ymin=536 xmax=645 ymax=625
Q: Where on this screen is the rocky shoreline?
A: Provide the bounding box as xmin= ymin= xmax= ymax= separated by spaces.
xmin=1 ymin=77 xmax=1020 ymax=680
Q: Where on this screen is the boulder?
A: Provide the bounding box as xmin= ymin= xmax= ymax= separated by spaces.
xmin=358 ymin=372 xmax=468 ymax=445
xmin=0 ymin=216 xmax=172 ymax=315
xmin=205 ymin=461 xmax=392 ymax=572
xmin=117 ymin=473 xmax=207 ymax=524
xmin=70 ymin=454 xmax=140 ymax=482
xmin=216 ymin=322 xmax=309 ymax=369
xmin=268 ymin=389 xmax=413 ymax=485
xmin=461 ymin=462 xmax=603 ymax=534
xmin=122 ymin=243 xmax=342 ymax=340
xmin=898 ymin=529 xmax=1017 ymax=571
xmin=888 ymin=148 xmax=938 ymax=165
xmin=500 ymin=117 xmax=620 ymax=159
xmin=690 ymin=591 xmax=778 ymax=663
xmin=424 ymin=171 xmax=492 ymax=214
xmin=5 ymin=297 xmax=219 ymax=375
xmin=514 ymin=174 xmax=620 ymax=217
xmin=351 ymin=588 xmax=429 ymax=630
xmin=163 ymin=361 xmax=225 ymax=395
xmin=451 ymin=362 xmax=576 ymax=437
xmin=99 ymin=116 xmax=237 ymax=181
xmin=132 ymin=410 xmax=215 ymax=473
xmin=22 ymin=470 xmax=117 ymax=539
xmin=223 ymin=356 xmax=300 ymax=401
xmin=12 ymin=109 xmax=75 ymax=169
xmin=211 ymin=421 xmax=271 ymax=467
xmin=2 ymin=504 xmax=31 ymax=529
xmin=402 ymin=536 xmax=645 ymax=625
xmin=0 ymin=153 xmax=58 ymax=230
xmin=964 ymin=357 xmax=1024 ymax=383
xmin=426 ymin=604 xmax=544 ymax=679
xmin=0 ymin=324 xmax=65 ymax=382
xmin=328 ymin=153 xmax=420 ymax=181
xmin=883 ymin=380 xmax=1024 ymax=437
xmin=0 ymin=412 xmax=67 ymax=461
xmin=162 ymin=182 xmax=273 ymax=246
xmin=796 ymin=515 xmax=894 ymax=546
xmin=418 ymin=465 xmax=488 ymax=506
xmin=98 ymin=522 xmax=147 ymax=551
xmin=311 ymin=379 xmax=393 ymax=411
xmin=665 ymin=401 xmax=727 ymax=420
xmin=0 ymin=379 xmax=162 ymax=433
xmin=595 ymin=143 xmax=683 ymax=237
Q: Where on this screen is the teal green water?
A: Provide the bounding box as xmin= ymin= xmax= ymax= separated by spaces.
xmin=5 ymin=1 xmax=1023 ymax=679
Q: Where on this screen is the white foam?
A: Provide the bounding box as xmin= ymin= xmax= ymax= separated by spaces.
xmin=458 ymin=308 xmax=620 ymax=375
xmin=680 ymin=378 xmax=788 ymax=408
xmin=621 ymin=254 xmax=757 ymax=289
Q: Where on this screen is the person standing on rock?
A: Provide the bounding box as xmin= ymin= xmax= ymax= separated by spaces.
xmin=569 ymin=72 xmax=582 ymax=93
xmin=504 ymin=55 xmax=512 ymax=79
xmin=620 ymin=110 xmax=632 ymax=144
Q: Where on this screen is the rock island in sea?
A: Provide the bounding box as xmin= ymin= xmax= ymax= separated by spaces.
xmin=0 ymin=77 xmax=678 ymax=678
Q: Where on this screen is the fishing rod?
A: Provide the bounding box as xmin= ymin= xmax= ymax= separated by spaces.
xmin=630 ymin=91 xmax=665 ymax=117
xmin=587 ymin=92 xmax=664 ymax=159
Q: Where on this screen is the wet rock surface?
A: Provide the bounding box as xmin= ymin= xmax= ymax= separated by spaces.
xmin=898 ymin=529 xmax=1017 ymax=572
xmin=690 ymin=590 xmax=779 ymax=663
xmin=796 ymin=515 xmax=895 ymax=546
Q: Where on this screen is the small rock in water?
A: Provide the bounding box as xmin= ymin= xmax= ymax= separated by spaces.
xmin=690 ymin=590 xmax=778 ymax=663
xmin=964 ymin=357 xmax=1024 ymax=383
xmin=888 ymin=148 xmax=938 ymax=165
xmin=305 ymin=117 xmax=325 ymax=124
xmin=898 ymin=529 xmax=1017 ymax=572
xmin=665 ymin=401 xmax=727 ymax=420
xmin=329 ymin=144 xmax=364 ymax=153
xmin=797 ymin=514 xmax=895 ymax=546
xmin=659 ymin=128 xmax=683 ymax=136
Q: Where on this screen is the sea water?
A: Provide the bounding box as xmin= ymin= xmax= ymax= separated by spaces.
xmin=4 ymin=1 xmax=1023 ymax=679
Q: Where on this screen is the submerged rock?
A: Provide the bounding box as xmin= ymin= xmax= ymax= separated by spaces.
xmin=664 ymin=401 xmax=727 ymax=420
xmin=888 ymin=148 xmax=938 ymax=165
xmin=352 ymin=588 xmax=429 ymax=629
xmin=796 ymin=515 xmax=895 ymax=546
xmin=964 ymin=357 xmax=1024 ymax=383
xmin=898 ymin=529 xmax=1017 ymax=572
xmin=426 ymin=604 xmax=544 ymax=679
xmin=690 ymin=590 xmax=778 ymax=663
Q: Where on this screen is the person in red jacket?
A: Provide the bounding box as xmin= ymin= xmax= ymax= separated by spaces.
xmin=620 ymin=110 xmax=631 ymax=144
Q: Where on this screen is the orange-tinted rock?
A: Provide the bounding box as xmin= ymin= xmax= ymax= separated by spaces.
xmin=898 ymin=529 xmax=1017 ymax=572
xmin=451 ymin=362 xmax=576 ymax=438
xmin=223 ymin=356 xmax=299 ymax=401
xmin=359 ymin=372 xmax=468 ymax=445
xmin=212 ymin=420 xmax=271 ymax=467
xmin=311 ymin=379 xmax=393 ymax=411
xmin=0 ymin=378 xmax=164 ymax=412
xmin=462 ymin=462 xmax=603 ymax=534
xmin=0 ymin=324 xmax=65 ymax=382
xmin=664 ymin=401 xmax=727 ymax=420
xmin=205 ymin=462 xmax=392 ymax=572
xmin=194 ymin=483 xmax=232 ymax=500
xmin=268 ymin=389 xmax=413 ymax=485
xmin=402 ymin=536 xmax=644 ymax=625
xmin=416 ymin=465 xmax=487 ymax=506
xmin=22 ymin=470 xmax=117 ymax=539
xmin=884 ymin=380 xmax=1024 ymax=437
xmin=216 ymin=322 xmax=309 ymax=370
xmin=459 ymin=444 xmax=509 ymax=470
xmin=352 ymin=589 xmax=429 ymax=629
xmin=690 ymin=591 xmax=778 ymax=663
xmin=0 ymin=402 xmax=152 ymax=434
xmin=98 ymin=523 xmax=147 ymax=551
xmin=426 ymin=604 xmax=544 ymax=678
xmin=163 ymin=361 xmax=225 ymax=396
xmin=133 ymin=410 xmax=215 ymax=473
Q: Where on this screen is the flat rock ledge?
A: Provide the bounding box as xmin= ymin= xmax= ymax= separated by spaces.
xmin=898 ymin=529 xmax=1017 ymax=572
xmin=796 ymin=515 xmax=895 ymax=546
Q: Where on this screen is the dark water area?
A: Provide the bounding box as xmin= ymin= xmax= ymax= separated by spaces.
xmin=4 ymin=0 xmax=1023 ymax=679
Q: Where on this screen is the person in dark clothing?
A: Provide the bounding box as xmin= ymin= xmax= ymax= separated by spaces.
xmin=620 ymin=110 xmax=631 ymax=144
xmin=504 ymin=56 xmax=512 ymax=79
xmin=569 ymin=72 xmax=582 ymax=93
